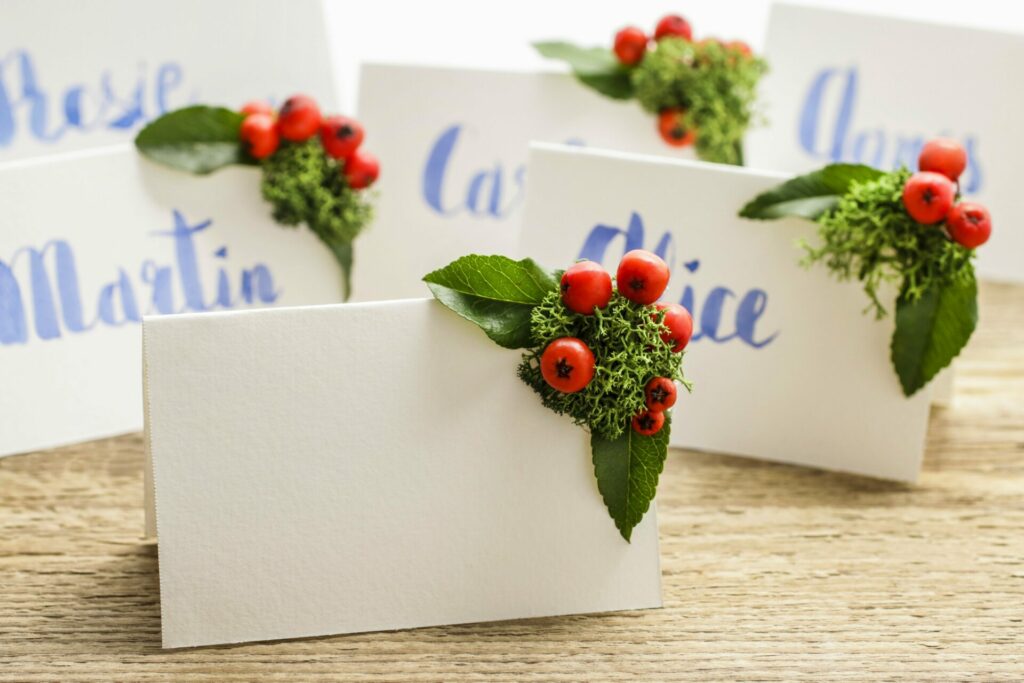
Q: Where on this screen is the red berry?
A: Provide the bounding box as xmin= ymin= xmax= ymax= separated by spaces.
xmin=320 ymin=115 xmax=364 ymax=160
xmin=644 ymin=377 xmax=677 ymax=411
xmin=343 ymin=149 xmax=380 ymax=190
xmin=726 ymin=40 xmax=753 ymax=57
xmin=918 ymin=138 xmax=967 ymax=182
xmin=654 ymin=14 xmax=692 ymax=42
xmin=560 ymin=261 xmax=612 ymax=314
xmin=277 ymin=95 xmax=321 ymax=142
xmin=540 ymin=337 xmax=595 ymax=394
xmin=239 ymin=113 xmax=279 ymax=159
xmin=902 ymin=172 xmax=956 ymax=224
xmin=617 ymin=250 xmax=670 ymax=305
xmin=658 ymin=108 xmax=696 ymax=147
xmin=632 ymin=409 xmax=665 ymax=436
xmin=613 ymin=26 xmax=648 ymax=66
xmin=946 ymin=202 xmax=991 ymax=249
xmin=240 ymin=100 xmax=274 ymax=117
xmin=655 ymin=303 xmax=693 ymax=352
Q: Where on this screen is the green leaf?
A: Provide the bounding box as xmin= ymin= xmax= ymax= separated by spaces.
xmin=135 ymin=105 xmax=255 ymax=174
xmin=423 ymin=255 xmax=558 ymax=349
xmin=739 ymin=164 xmax=885 ymax=220
xmin=316 ymin=232 xmax=354 ymax=302
xmin=591 ymin=415 xmax=671 ymax=542
xmin=533 ymin=41 xmax=635 ymax=100
xmin=891 ymin=276 xmax=978 ymax=397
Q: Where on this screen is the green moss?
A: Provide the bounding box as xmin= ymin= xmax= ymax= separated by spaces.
xmin=630 ymin=38 xmax=767 ymax=165
xmin=517 ymin=290 xmax=689 ymax=441
xmin=259 ymin=140 xmax=374 ymax=244
xmin=809 ymin=169 xmax=975 ymax=317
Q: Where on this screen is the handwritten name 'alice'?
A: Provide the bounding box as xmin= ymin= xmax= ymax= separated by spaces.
xmin=0 ymin=211 xmax=278 ymax=346
xmin=0 ymin=50 xmax=187 ymax=148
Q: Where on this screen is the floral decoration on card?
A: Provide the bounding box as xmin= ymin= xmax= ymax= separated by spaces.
xmin=135 ymin=96 xmax=378 ymax=299
xmin=740 ymin=138 xmax=989 ymax=396
xmin=424 ymin=251 xmax=693 ymax=541
xmin=535 ymin=13 xmax=766 ymax=165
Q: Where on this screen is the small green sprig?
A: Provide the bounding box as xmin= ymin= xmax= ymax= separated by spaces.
xmin=518 ymin=290 xmax=686 ymax=441
xmin=631 ymin=38 xmax=767 ymax=165
xmin=806 ymin=169 xmax=974 ymax=318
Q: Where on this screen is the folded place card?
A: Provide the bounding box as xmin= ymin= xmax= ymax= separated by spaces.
xmin=143 ymin=298 xmax=661 ymax=648
xmin=0 ymin=0 xmax=336 ymax=161
xmin=745 ymin=2 xmax=1022 ymax=283
xmin=353 ymin=63 xmax=695 ymax=302
xmin=0 ymin=147 xmax=342 ymax=457
xmin=520 ymin=143 xmax=933 ymax=482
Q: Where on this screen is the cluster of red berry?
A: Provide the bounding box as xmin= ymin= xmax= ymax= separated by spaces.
xmin=238 ymin=95 xmax=380 ymax=190
xmin=612 ymin=14 xmax=754 ymax=148
xmin=902 ymin=139 xmax=991 ymax=249
xmin=539 ymin=250 xmax=693 ymax=437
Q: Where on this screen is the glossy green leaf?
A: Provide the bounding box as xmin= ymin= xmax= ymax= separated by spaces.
xmin=423 ymin=255 xmax=558 ymax=349
xmin=533 ymin=41 xmax=635 ymax=100
xmin=739 ymin=164 xmax=885 ymax=220
xmin=591 ymin=415 xmax=671 ymax=542
xmin=891 ymin=276 xmax=978 ymax=397
xmin=316 ymin=233 xmax=354 ymax=302
xmin=135 ymin=105 xmax=254 ymax=174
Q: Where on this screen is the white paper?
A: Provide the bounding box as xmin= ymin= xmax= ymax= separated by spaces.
xmin=746 ymin=2 xmax=1024 ymax=283
xmin=0 ymin=0 xmax=336 ymax=162
xmin=0 ymin=147 xmax=343 ymax=458
xmin=353 ymin=63 xmax=698 ymax=301
xmin=143 ymin=298 xmax=661 ymax=648
xmin=520 ymin=143 xmax=933 ymax=482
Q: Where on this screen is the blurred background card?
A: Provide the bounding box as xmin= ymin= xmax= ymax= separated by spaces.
xmin=520 ymin=143 xmax=932 ymax=482
xmin=747 ymin=2 xmax=1023 ymax=283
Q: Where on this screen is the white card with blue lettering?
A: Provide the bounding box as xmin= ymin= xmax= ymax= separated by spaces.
xmin=745 ymin=2 xmax=1023 ymax=283
xmin=144 ymin=298 xmax=661 ymax=648
xmin=0 ymin=147 xmax=342 ymax=457
xmin=353 ymin=63 xmax=695 ymax=302
xmin=0 ymin=0 xmax=335 ymax=162
xmin=520 ymin=143 xmax=933 ymax=482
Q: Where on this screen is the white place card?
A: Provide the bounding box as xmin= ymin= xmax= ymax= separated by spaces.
xmin=143 ymin=298 xmax=661 ymax=648
xmin=353 ymin=63 xmax=696 ymax=301
xmin=520 ymin=143 xmax=933 ymax=482
xmin=0 ymin=0 xmax=336 ymax=161
xmin=746 ymin=2 xmax=1023 ymax=283
xmin=0 ymin=147 xmax=342 ymax=457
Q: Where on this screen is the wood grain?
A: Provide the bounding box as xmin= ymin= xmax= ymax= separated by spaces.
xmin=2 ymin=281 xmax=1022 ymax=682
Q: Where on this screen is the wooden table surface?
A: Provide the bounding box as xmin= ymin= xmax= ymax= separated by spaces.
xmin=2 ymin=282 xmax=1022 ymax=682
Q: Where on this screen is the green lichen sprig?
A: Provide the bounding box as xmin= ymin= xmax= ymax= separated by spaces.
xmin=534 ymin=15 xmax=767 ymax=165
xmin=518 ymin=289 xmax=687 ymax=441
xmin=739 ymin=142 xmax=988 ymax=396
xmin=424 ymin=253 xmax=693 ymax=541
xmin=134 ymin=96 xmax=379 ymax=300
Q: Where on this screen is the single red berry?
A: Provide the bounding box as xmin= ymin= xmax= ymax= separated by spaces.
xmin=613 ymin=26 xmax=648 ymax=66
xmin=617 ymin=250 xmax=670 ymax=305
xmin=655 ymin=302 xmax=693 ymax=352
xmin=277 ymin=94 xmax=321 ymax=142
xmin=658 ymin=108 xmax=696 ymax=147
xmin=918 ymin=138 xmax=967 ymax=182
xmin=644 ymin=377 xmax=677 ymax=411
xmin=540 ymin=337 xmax=595 ymax=394
xmin=239 ymin=113 xmax=279 ymax=159
xmin=240 ymin=100 xmax=274 ymax=117
xmin=320 ymin=115 xmax=365 ymax=160
xmin=946 ymin=202 xmax=992 ymax=249
xmin=632 ymin=409 xmax=666 ymax=436
xmin=726 ymin=40 xmax=753 ymax=57
xmin=654 ymin=14 xmax=693 ymax=42
xmin=343 ymin=149 xmax=380 ymax=190
xmin=902 ymin=172 xmax=956 ymax=224
xmin=560 ymin=261 xmax=612 ymax=315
